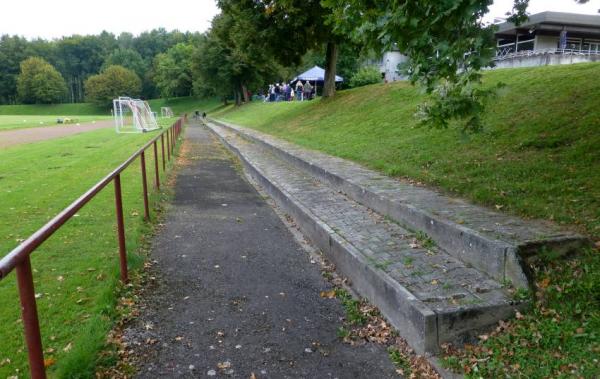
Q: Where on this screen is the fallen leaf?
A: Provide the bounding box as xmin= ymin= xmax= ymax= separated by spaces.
xmin=250 ymin=373 xmax=257 ymax=379
xmin=175 ymin=336 xmax=183 ymax=341
xmin=495 ymin=204 xmax=504 ymax=210
xmin=44 ymin=358 xmax=56 ymax=368
xmin=217 ymin=361 xmax=231 ymax=369
xmin=63 ymin=342 xmax=73 ymax=352
xmin=539 ymin=278 xmax=551 ymax=289
xmin=320 ymin=290 xmax=336 ymax=299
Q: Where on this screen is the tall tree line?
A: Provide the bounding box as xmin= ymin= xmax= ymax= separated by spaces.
xmin=0 ymin=29 xmax=198 ymax=104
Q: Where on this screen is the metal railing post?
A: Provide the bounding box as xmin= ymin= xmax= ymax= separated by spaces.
xmin=113 ymin=174 xmax=128 ymax=283
xmin=17 ymin=257 xmax=46 ymax=379
xmin=167 ymin=129 xmax=171 ymax=161
xmin=160 ymin=134 xmax=166 ymax=171
xmin=170 ymin=127 xmax=174 ymax=153
xmin=140 ymin=151 xmax=150 ymax=221
xmin=153 ymin=141 xmax=160 ymax=190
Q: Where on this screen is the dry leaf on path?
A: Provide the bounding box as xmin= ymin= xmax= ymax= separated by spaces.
xmin=319 ymin=290 xmax=336 ymax=298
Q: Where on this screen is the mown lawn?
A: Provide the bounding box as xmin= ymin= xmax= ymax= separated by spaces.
xmin=213 ymin=63 xmax=600 ymax=378
xmin=0 ymin=117 xmax=179 ymax=378
xmin=0 ymin=103 xmax=106 ymax=116
xmin=0 ymin=115 xmax=111 ymax=131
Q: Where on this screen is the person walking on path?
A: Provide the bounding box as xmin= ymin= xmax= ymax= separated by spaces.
xmin=124 ymin=121 xmax=396 ymax=378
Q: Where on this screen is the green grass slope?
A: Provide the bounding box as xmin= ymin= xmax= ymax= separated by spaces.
xmin=215 ymin=63 xmax=600 ymax=240
xmin=147 ymin=96 xmax=223 ymax=115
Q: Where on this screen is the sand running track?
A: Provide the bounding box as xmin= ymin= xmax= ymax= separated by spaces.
xmin=0 ymin=120 xmax=114 ymax=149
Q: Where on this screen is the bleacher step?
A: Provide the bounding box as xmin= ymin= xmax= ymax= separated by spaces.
xmin=206 ymin=121 xmax=525 ymax=354
xmin=209 ymin=119 xmax=588 ymax=289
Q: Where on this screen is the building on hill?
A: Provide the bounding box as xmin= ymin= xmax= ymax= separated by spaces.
xmin=493 ymin=11 xmax=600 ymax=68
xmin=364 ymin=43 xmax=409 ymax=82
xmin=379 ymin=45 xmax=408 ymax=82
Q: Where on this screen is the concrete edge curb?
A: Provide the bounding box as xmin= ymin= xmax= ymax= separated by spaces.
xmin=205 ymin=122 xmax=527 ymax=358
xmin=205 ymin=122 xmax=440 ymax=354
xmin=209 ymin=119 xmax=590 ymax=289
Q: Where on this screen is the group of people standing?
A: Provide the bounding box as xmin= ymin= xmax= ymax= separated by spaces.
xmin=266 ymin=81 xmax=314 ymax=102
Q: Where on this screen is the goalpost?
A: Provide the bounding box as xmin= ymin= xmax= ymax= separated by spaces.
xmin=113 ymin=97 xmax=160 ymax=133
xmin=161 ymin=107 xmax=174 ymax=117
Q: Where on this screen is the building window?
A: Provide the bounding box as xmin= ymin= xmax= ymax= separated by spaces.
xmin=562 ymin=38 xmax=582 ymax=50
xmin=516 ymin=40 xmax=534 ymax=52
xmin=516 ymin=36 xmax=535 ymax=52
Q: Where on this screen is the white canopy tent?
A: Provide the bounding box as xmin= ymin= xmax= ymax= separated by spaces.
xmin=290 ymin=65 xmax=343 ymax=96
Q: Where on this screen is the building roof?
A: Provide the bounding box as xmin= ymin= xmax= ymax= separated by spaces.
xmin=496 ymin=11 xmax=600 ymax=36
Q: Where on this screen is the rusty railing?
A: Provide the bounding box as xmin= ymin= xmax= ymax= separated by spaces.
xmin=0 ymin=116 xmax=186 ymax=379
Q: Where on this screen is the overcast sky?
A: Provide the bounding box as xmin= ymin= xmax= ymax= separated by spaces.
xmin=0 ymin=0 xmax=598 ymax=40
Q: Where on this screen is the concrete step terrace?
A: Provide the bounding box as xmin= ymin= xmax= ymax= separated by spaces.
xmin=209 ymin=119 xmax=588 ymax=290
xmin=206 ymin=120 xmax=525 ymax=354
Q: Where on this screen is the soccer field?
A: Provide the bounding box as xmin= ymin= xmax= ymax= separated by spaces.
xmin=0 ymin=115 xmax=112 ymax=131
xmin=0 ymin=117 xmax=179 ymax=377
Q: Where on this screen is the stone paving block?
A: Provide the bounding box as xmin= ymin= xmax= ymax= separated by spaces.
xmin=210 ymin=119 xmax=589 ymax=289
xmin=206 ymin=121 xmax=529 ymax=354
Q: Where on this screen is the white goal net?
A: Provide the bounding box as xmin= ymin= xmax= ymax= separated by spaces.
xmin=113 ymin=97 xmax=160 ymax=133
xmin=161 ymin=107 xmax=174 ymax=117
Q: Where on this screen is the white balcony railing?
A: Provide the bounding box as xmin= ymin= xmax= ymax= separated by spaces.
xmin=494 ymin=48 xmax=600 ymax=61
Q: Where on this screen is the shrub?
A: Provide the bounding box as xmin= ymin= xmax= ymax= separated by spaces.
xmin=17 ymin=57 xmax=67 ymax=104
xmin=349 ymin=66 xmax=382 ymax=88
xmin=84 ymin=65 xmax=141 ymax=107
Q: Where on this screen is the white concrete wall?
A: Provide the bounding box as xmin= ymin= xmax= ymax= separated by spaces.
xmin=380 ymin=51 xmax=408 ymax=82
xmin=493 ymin=53 xmax=600 ymax=69
xmin=535 ymin=35 xmax=558 ymax=50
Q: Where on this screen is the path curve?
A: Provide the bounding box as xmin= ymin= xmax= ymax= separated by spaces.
xmin=0 ymin=120 xmax=113 ymax=148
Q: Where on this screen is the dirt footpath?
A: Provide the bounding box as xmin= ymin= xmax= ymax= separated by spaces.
xmin=0 ymin=120 xmax=113 ymax=148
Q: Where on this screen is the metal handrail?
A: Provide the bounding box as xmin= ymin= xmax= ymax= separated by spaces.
xmin=0 ymin=115 xmax=186 ymax=379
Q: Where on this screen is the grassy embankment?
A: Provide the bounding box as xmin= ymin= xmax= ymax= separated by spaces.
xmin=214 ymin=63 xmax=600 ymax=378
xmin=0 ymin=116 xmax=182 ymax=377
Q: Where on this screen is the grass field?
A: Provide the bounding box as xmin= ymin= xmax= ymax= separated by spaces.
xmin=0 ymin=115 xmax=112 ymax=131
xmin=0 ymin=103 xmax=107 ymax=116
xmin=0 ymin=117 xmax=179 ymax=378
xmin=213 ymin=63 xmax=600 ymax=378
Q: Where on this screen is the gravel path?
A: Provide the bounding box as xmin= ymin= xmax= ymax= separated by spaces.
xmin=124 ymin=123 xmax=396 ymax=378
xmin=0 ymin=120 xmax=113 ymax=148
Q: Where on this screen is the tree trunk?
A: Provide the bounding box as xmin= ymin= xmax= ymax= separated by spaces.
xmin=241 ymin=84 xmax=249 ymax=103
xmin=234 ymin=89 xmax=242 ymax=106
xmin=322 ymin=41 xmax=339 ymax=98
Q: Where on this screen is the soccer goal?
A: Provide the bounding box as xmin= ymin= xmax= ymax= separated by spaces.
xmin=113 ymin=97 xmax=160 ymax=133
xmin=161 ymin=107 xmax=174 ymax=118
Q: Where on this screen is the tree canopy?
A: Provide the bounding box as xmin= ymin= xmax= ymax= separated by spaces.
xmin=84 ymin=65 xmax=141 ymax=107
xmin=17 ymin=57 xmax=67 ymax=104
xmin=153 ymin=43 xmax=194 ymax=98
